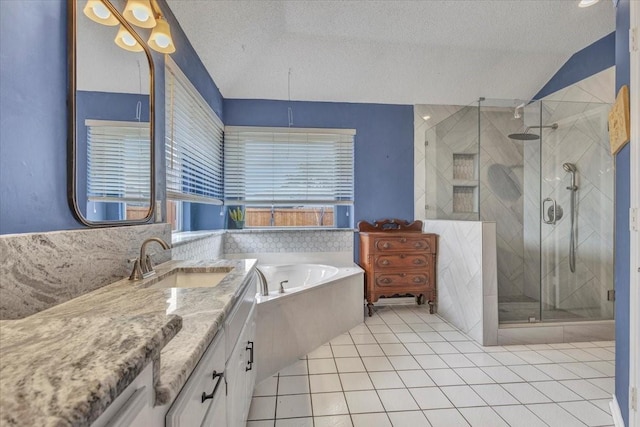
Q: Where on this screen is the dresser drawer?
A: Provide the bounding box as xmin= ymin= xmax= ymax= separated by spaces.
xmin=374 ymin=236 xmax=434 ymax=253
xmin=374 ymin=254 xmax=431 ymax=269
xmin=374 ymin=272 xmax=431 ymax=288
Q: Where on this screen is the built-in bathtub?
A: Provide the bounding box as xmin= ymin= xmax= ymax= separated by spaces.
xmin=254 ymin=263 xmax=364 ymax=382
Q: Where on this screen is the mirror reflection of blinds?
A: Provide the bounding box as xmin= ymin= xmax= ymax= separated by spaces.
xmin=224 ymin=126 xmax=355 ymax=205
xmin=86 ymin=120 xmax=150 ymax=203
xmin=165 ymin=58 xmax=223 ymax=205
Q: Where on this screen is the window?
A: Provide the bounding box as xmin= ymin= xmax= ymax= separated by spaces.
xmin=165 ymin=57 xmax=224 ymax=230
xmin=86 ymin=119 xmax=150 ymax=221
xmin=224 ymin=127 xmax=355 ymax=228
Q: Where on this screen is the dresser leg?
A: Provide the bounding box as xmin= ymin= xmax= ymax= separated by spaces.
xmin=428 ymin=300 xmax=435 ymax=314
xmin=367 ymin=303 xmax=374 ymax=317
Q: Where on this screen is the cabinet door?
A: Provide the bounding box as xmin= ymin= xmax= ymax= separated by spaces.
xmin=242 ymin=306 xmax=257 ymax=423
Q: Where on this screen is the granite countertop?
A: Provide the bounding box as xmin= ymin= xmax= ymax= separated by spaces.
xmin=0 ymin=258 xmax=257 ymax=426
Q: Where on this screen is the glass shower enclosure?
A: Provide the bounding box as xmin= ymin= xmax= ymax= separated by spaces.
xmin=423 ymin=98 xmax=615 ymax=324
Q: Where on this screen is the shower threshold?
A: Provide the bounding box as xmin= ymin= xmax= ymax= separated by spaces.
xmin=496 ymin=319 xmax=614 ymax=345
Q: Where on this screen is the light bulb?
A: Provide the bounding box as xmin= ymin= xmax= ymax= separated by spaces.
xmin=132 ymin=7 xmax=150 ymax=22
xmin=154 ymin=34 xmax=170 ymax=48
xmin=121 ymin=32 xmax=136 ymax=47
xmin=92 ymin=3 xmax=110 ymax=19
xmin=578 ymin=0 xmax=599 ymax=7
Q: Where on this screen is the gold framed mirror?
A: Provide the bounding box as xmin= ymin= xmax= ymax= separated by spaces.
xmin=68 ymin=0 xmax=155 ymax=226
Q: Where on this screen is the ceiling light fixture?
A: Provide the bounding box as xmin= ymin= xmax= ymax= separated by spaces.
xmin=114 ymin=25 xmax=144 ymax=52
xmin=578 ymin=0 xmax=600 ymax=7
xmin=422 ymin=115 xmax=431 ymax=121
xmin=83 ymin=0 xmax=118 ymax=26
xmin=123 ymin=0 xmax=156 ymax=28
xmin=148 ymin=16 xmax=176 ymax=53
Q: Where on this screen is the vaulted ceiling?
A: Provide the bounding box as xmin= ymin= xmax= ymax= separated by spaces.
xmin=166 ymin=0 xmax=615 ymax=105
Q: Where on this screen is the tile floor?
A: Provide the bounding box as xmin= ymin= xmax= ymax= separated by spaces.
xmin=247 ymin=305 xmax=615 ymax=427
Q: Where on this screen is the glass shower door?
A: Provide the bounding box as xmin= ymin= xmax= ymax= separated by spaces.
xmin=539 ymin=100 xmax=614 ymax=322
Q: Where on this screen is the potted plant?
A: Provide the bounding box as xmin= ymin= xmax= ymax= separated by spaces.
xmin=229 ymin=206 xmax=245 ymax=229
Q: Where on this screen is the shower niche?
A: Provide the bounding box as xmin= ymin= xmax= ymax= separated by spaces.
xmin=452 ymin=153 xmax=478 ymax=213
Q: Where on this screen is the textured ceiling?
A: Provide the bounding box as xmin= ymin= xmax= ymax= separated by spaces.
xmin=165 ymin=0 xmax=615 ymax=105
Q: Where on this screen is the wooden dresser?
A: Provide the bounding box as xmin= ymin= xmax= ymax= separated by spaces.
xmin=358 ymin=219 xmax=437 ymax=316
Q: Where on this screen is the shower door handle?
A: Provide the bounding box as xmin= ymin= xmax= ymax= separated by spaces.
xmin=542 ymin=198 xmax=558 ymax=225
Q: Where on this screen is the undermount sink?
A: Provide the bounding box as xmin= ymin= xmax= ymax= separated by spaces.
xmin=145 ymin=267 xmax=233 ymax=290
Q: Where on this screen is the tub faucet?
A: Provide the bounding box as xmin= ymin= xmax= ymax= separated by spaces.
xmin=255 ymin=267 xmax=269 ymax=296
xmin=279 ymin=280 xmax=288 ymax=293
xmin=129 ymin=237 xmax=171 ymax=280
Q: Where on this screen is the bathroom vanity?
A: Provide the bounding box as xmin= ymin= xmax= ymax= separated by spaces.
xmin=358 ymin=219 xmax=438 ymax=316
xmin=0 ymin=259 xmax=258 ymax=427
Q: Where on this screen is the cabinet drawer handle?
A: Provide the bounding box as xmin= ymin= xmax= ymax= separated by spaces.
xmin=246 ymin=341 xmax=254 ymax=371
xmin=201 ymin=371 xmax=224 ymax=403
xmin=414 ymin=242 xmax=423 ymax=248
xmin=381 ymin=259 xmax=390 ymax=265
xmin=413 ymin=277 xmax=425 ymax=284
xmin=382 ymin=243 xmax=391 ymax=249
xmin=413 ymin=258 xmax=423 ymax=265
xmin=380 ymin=278 xmax=392 ymax=284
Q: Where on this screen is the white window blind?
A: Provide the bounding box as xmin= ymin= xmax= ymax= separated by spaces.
xmin=86 ymin=120 xmax=150 ymax=203
xmin=165 ymin=58 xmax=223 ymax=204
xmin=224 ymin=126 xmax=355 ymax=205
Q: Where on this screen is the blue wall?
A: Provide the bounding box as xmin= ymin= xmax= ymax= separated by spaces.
xmin=223 ymin=99 xmax=415 ymax=228
xmin=0 ymin=0 xmax=223 ymax=234
xmin=534 ymin=32 xmax=615 ymax=100
xmin=614 ymin=1 xmax=631 ymax=425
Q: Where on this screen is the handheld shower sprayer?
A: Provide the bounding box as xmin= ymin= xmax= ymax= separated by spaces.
xmin=563 ymin=162 xmax=578 ymax=191
xmin=562 ymin=162 xmax=578 ymax=273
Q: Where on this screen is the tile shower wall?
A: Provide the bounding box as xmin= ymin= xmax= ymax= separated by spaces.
xmin=525 ymin=68 xmax=615 ymax=320
xmin=0 ymin=223 xmax=171 ymax=319
xmin=415 ymin=105 xmax=527 ymax=299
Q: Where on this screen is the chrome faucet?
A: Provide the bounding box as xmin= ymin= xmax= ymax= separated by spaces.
xmin=129 ymin=237 xmax=171 ymax=280
xmin=255 ymin=267 xmax=269 ymax=296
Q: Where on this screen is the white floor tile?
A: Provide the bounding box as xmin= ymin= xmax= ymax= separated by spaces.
xmin=454 ymin=367 xmax=495 ymax=385
xmin=351 ymin=333 xmax=377 ymax=345
xmin=374 ymin=333 xmax=400 ymax=344
xmin=368 ymin=371 xmax=405 ymax=389
xmin=414 ymin=354 xmax=448 ymax=369
xmin=388 ymin=323 xmax=413 ymax=333
xmin=465 ymin=352 xmax=502 ymax=367
xmin=314 ymin=415 xmax=353 ymax=427
xmin=335 ymin=357 xmax=366 ymax=373
xmin=587 ymin=377 xmax=615 ymax=394
xmin=481 ymin=366 xmax=524 ymax=383
xmin=279 ymin=360 xmax=308 ymax=376
xmin=276 ymin=394 xmax=312 ymax=419
xmin=308 ymin=345 xmax=334 ymax=359
xmin=253 ymin=376 xmax=278 ymax=396
xmin=409 ymin=387 xmax=454 ymax=410
xmin=530 ymin=381 xmax=582 ymax=402
xmin=583 ymin=347 xmax=616 ymax=361
xmin=526 ymin=403 xmax=586 ymax=427
xmin=248 ymin=396 xmax=277 ymax=420
xmin=278 ymin=375 xmax=310 ymax=395
xmin=535 ymin=349 xmax=577 ymax=363
xmin=560 ymin=362 xmax=608 ymax=378
xmin=331 ymin=335 xmax=354 ymax=346
xmin=339 ymin=372 xmax=375 ymax=391
xmin=247 ymin=421 xmax=273 ymax=427
xmin=387 ymin=410 xmax=430 ymax=426
xmin=388 ymin=355 xmax=421 ymax=370
xmin=398 ymin=370 xmax=435 ymax=388
xmin=440 ymin=385 xmax=486 ymax=407
xmin=510 ymin=350 xmax=553 ymax=364
xmin=409 ymin=323 xmax=435 ymax=332
xmin=308 ymin=359 xmax=338 ymax=375
xmin=451 ymin=341 xmax=485 ymax=353
xmin=425 ymin=368 xmax=466 ymax=386
xmin=362 ymin=356 xmax=394 ymax=372
xmin=559 ymin=379 xmax=611 ymax=399
xmin=403 ymin=342 xmax=434 ymax=355
xmin=585 ymin=361 xmax=616 ymax=377
xmin=396 ymin=332 xmax=423 ymax=343
xmin=458 ymin=406 xmax=509 ymax=427
xmin=492 ymin=405 xmax=547 ymax=427
xmin=560 ymin=348 xmax=601 ymax=362
xmin=380 ymin=343 xmax=410 ymax=356
xmin=423 ymin=408 xmax=470 ymax=427
xmin=310 ymin=374 xmax=343 ymax=393
xmin=427 ymin=342 xmax=459 ymax=354
xmin=591 ymin=398 xmax=614 ymax=415
xmin=378 ymin=388 xmax=420 ymax=411
xmin=368 ymin=324 xmax=393 ymax=334
xmin=491 ymin=352 xmax=528 ymax=365
xmin=501 ymin=383 xmax=552 ymax=404
xmin=311 ymin=392 xmax=349 ymax=416
xmin=471 ymin=384 xmax=519 ymax=406
xmin=276 ymin=417 xmax=313 ymax=427
xmin=349 ymin=325 xmax=371 ymax=335
xmin=351 ymin=412 xmax=392 ymax=427
xmin=532 ymin=363 xmax=580 ymax=380
xmin=345 ymin=390 xmax=385 ymax=413
xmin=356 ymin=344 xmax=385 ymax=357
xmin=438 ymin=331 xmax=468 ymax=341
xmin=418 ymin=332 xmax=446 ymax=342
xmin=439 ymin=353 xmax=475 ymax=368
xmin=507 ymin=365 xmax=552 ymax=382
xmin=559 ymin=401 xmax=614 ymax=426
xmin=332 ymin=344 xmax=359 ymax=358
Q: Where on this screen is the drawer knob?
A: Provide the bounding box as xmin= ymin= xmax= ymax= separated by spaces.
xmin=413 ymin=259 xmax=423 ymax=265
xmin=382 ymin=243 xmax=391 ymax=249
xmin=413 ymin=277 xmax=425 ymax=283
xmin=381 ymin=259 xmax=390 ymax=265
xmin=400 ymin=238 xmax=407 ymax=243
xmin=414 ymin=242 xmax=423 ymax=248
xmin=380 ymin=278 xmax=391 ymax=284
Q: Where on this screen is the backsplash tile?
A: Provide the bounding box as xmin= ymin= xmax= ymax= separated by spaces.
xmin=171 ymin=232 xmax=223 ymax=260
xmin=0 ymin=224 xmax=170 ymax=319
xmin=224 ymin=229 xmax=353 ymax=254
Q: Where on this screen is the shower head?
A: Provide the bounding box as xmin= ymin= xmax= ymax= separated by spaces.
xmin=563 ymin=163 xmax=577 ymax=173
xmin=508 ymin=123 xmax=558 ymax=141
xmin=514 ymin=103 xmax=526 ymax=119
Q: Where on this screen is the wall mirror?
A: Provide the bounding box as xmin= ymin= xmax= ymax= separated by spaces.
xmin=68 ymin=0 xmax=155 ymax=226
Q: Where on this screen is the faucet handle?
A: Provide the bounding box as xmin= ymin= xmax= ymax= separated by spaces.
xmin=128 ymin=258 xmax=143 ymax=281
xmin=144 ymin=254 xmax=154 ymax=272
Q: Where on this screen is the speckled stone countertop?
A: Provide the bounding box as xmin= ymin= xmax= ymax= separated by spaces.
xmin=0 ymin=258 xmax=256 ymax=426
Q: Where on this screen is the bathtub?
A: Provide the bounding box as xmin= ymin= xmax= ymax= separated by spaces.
xmin=253 ymin=262 xmax=364 ymax=381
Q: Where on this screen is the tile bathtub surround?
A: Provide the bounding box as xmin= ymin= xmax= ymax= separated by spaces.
xmin=0 ymin=223 xmax=171 ymax=319
xmin=224 ymin=229 xmax=353 ymax=254
xmin=248 ymin=305 xmax=615 ymax=427
xmin=422 ymin=220 xmax=498 ymax=346
xmin=171 ymin=231 xmax=224 ymax=260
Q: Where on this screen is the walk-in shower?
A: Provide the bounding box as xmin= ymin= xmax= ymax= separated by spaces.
xmin=421 ymin=98 xmax=614 ymax=325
